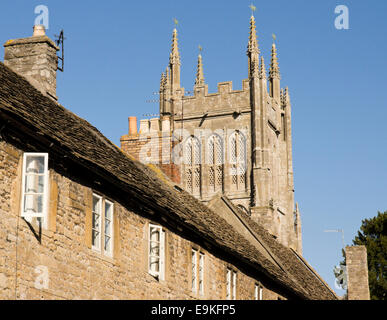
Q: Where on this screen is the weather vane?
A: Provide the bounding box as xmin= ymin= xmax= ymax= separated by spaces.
xmin=249 ymin=3 xmax=257 ymax=16
xmin=198 ymin=44 xmax=203 ymax=54
xmin=272 ymin=33 xmax=277 ymax=43
xmin=173 ymin=18 xmax=179 ymax=27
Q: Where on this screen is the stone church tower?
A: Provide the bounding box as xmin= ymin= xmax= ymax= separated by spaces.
xmin=121 ymin=15 xmax=302 ymax=254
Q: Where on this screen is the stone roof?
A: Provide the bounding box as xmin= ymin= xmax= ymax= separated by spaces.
xmin=0 ymin=62 xmax=337 ymax=300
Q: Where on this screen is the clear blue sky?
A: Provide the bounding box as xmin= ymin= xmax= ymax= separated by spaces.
xmin=1 ymin=0 xmax=386 ymax=297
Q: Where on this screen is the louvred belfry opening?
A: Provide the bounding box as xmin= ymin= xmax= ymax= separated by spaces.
xmin=208 ymin=134 xmax=224 ymax=193
xmin=230 ymin=131 xmax=246 ymax=191
xmin=184 ymin=136 xmax=201 ymax=196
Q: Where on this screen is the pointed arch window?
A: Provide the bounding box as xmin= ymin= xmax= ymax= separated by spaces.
xmin=230 ymin=131 xmax=247 ymax=191
xmin=184 ymin=136 xmax=201 ymax=195
xmin=208 ymin=134 xmax=224 ymax=193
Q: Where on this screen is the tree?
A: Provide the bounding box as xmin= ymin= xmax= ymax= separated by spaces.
xmin=352 ymin=211 xmax=387 ymax=300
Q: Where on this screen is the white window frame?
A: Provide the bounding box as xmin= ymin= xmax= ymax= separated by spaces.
xmin=92 ymin=194 xmax=114 ymax=257
xmin=103 ymin=199 xmax=114 ymax=257
xmin=20 ymin=153 xmax=49 ymax=228
xmin=192 ymin=249 xmax=198 ymax=293
xmin=192 ymin=249 xmax=205 ymax=296
xmin=226 ymin=269 xmax=231 ymax=300
xmin=92 ymin=194 xmax=103 ymax=252
xmin=148 ymin=224 xmax=165 ymax=281
xmin=199 ymin=252 xmax=205 ymax=296
xmin=255 ymin=283 xmax=263 ymax=300
xmin=232 ymin=270 xmax=237 ymax=300
xmin=226 ymin=268 xmax=237 ymax=300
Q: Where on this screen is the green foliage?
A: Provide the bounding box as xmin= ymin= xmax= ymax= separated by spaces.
xmin=352 ymin=211 xmax=387 ymax=300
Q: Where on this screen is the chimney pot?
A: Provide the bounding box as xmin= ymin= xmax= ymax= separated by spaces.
xmin=33 ymin=25 xmax=46 ymax=37
xmin=128 ymin=117 xmax=138 ymax=136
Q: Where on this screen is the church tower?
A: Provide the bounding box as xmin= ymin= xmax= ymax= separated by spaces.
xmin=121 ymin=15 xmax=302 ymax=254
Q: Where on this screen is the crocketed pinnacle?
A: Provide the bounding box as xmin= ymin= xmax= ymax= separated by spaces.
xmin=165 ymin=67 xmax=170 ymax=87
xmin=269 ymin=43 xmax=280 ymax=80
xmin=247 ymin=15 xmax=260 ymax=55
xmin=259 ymin=56 xmax=266 ymax=79
xmin=195 ymin=54 xmax=205 ymax=86
xmin=284 ymin=86 xmax=290 ymax=103
xmin=160 ymin=72 xmax=165 ymax=91
xmin=280 ymin=88 xmax=285 ymax=105
xmin=250 ymin=55 xmax=259 ymax=78
xmin=169 ymin=28 xmax=181 ymax=65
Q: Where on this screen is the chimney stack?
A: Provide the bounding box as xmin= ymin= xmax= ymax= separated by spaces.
xmin=128 ymin=117 xmax=138 ymax=136
xmin=346 ymin=245 xmax=371 ymax=300
xmin=3 ymin=25 xmax=59 ymax=100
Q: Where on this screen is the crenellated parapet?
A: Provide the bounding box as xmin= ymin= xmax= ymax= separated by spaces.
xmin=177 ymin=80 xmax=251 ymax=117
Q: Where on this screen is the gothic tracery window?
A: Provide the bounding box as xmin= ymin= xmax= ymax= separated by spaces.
xmin=230 ymin=131 xmax=247 ymax=191
xmin=208 ymin=134 xmax=224 ymax=193
xmin=185 ymin=136 xmax=201 ymax=195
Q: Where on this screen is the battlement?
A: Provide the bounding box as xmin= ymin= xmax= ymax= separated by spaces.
xmin=182 ymin=79 xmax=250 ymax=101
xmin=177 ymin=79 xmax=251 ymax=117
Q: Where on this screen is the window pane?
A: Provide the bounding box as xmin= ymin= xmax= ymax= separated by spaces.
xmin=150 ymin=228 xmax=160 ymax=242
xmin=150 ymin=224 xmax=160 ymax=274
xmin=232 ymin=272 xmax=237 ymax=300
xmin=150 ymin=257 xmax=160 ymax=272
xmin=192 ymin=250 xmax=197 ymax=292
xmin=199 ymin=254 xmax=204 ymax=294
xmin=149 ymin=226 xmax=163 ymax=277
xmin=104 ymin=235 xmax=111 ymax=252
xmin=26 ymin=156 xmax=45 ymax=174
xmin=105 ymin=202 xmax=112 ymax=220
xmin=92 ymin=230 xmax=100 ymax=247
xmin=226 ymin=269 xmax=231 ymax=300
xmin=150 ymin=242 xmax=160 ymax=256
xmin=92 ymin=212 xmax=100 ymax=229
xmin=25 ymin=174 xmax=44 ymax=194
xmin=93 ymin=196 xmax=101 ymax=213
xmin=92 ymin=195 xmax=102 ymax=250
xmin=24 ymin=194 xmax=43 ymax=214
xmin=104 ymin=219 xmax=111 ymax=236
